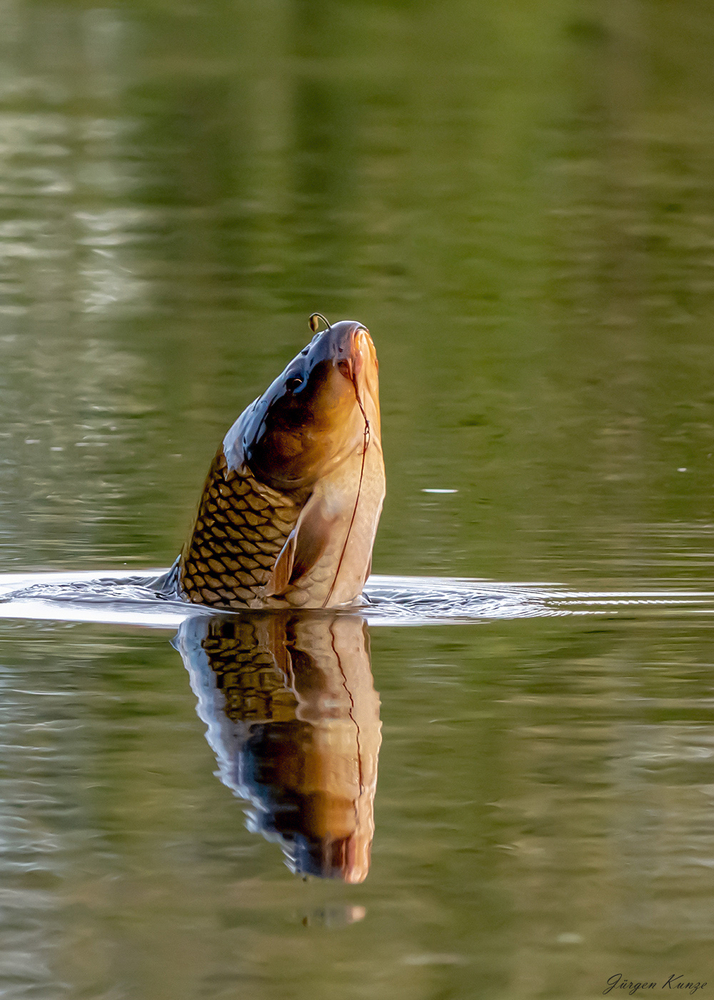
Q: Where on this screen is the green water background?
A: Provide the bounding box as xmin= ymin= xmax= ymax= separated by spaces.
xmin=2 ymin=1 xmax=714 ymax=997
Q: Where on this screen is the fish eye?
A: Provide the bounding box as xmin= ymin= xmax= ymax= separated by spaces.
xmin=285 ymin=376 xmax=303 ymax=392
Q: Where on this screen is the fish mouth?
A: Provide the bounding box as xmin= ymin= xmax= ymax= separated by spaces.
xmin=316 ymin=322 xmax=378 ymax=413
xmin=299 ymin=320 xmax=379 ymax=428
xmin=311 ymin=322 xmax=374 ymax=377
xmin=339 ymin=327 xmax=372 ymax=382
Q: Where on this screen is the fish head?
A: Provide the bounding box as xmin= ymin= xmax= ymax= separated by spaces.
xmin=234 ymin=320 xmax=380 ymax=491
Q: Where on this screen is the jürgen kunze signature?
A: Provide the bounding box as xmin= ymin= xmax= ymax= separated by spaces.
xmin=604 ymin=975 xmax=707 ymax=996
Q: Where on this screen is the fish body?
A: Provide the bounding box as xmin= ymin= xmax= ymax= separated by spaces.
xmin=161 ymin=318 xmax=384 ymax=611
xmin=175 ymin=611 xmax=381 ymax=882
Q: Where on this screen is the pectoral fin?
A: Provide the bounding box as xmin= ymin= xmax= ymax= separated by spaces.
xmin=263 ymin=492 xmax=339 ymax=596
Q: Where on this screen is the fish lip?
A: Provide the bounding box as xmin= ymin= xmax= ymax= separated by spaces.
xmin=320 ymin=322 xmax=373 ymax=389
xmin=310 ymin=320 xmax=370 ymax=377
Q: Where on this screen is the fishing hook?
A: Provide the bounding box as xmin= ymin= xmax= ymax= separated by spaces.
xmin=309 ymin=313 xmax=331 ymax=332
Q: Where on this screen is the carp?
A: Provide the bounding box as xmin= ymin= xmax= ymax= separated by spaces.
xmin=174 ymin=611 xmax=381 ymax=881
xmin=159 ymin=315 xmax=384 ymax=610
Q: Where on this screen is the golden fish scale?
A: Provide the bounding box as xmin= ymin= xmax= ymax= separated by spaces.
xmin=180 ymin=451 xmax=304 ymax=609
xmin=202 ymin=623 xmax=298 ymax=723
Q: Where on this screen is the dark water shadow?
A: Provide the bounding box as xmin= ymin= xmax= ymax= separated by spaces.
xmin=173 ymin=610 xmax=381 ymax=882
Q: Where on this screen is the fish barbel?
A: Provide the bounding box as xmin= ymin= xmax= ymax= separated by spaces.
xmin=160 ymin=317 xmax=384 ymax=610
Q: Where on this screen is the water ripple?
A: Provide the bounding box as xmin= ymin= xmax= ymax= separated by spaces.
xmin=0 ymin=570 xmax=713 ymax=629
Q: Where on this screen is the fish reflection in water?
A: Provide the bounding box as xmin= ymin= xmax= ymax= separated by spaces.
xmin=173 ymin=611 xmax=381 ymax=882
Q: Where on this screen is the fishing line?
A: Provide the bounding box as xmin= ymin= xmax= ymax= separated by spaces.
xmin=329 ymin=621 xmax=365 ymax=834
xmin=322 ymin=363 xmax=370 ymax=608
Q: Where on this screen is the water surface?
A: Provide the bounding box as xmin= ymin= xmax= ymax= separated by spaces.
xmin=2 ymin=0 xmax=714 ymax=997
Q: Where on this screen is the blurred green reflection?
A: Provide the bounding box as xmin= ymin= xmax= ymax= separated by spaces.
xmin=2 ymin=0 xmax=714 ymax=997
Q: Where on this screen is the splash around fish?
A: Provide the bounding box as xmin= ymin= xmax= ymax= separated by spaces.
xmin=4 ymin=309 xmax=713 ymax=629
xmin=155 ymin=314 xmax=385 ymax=612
